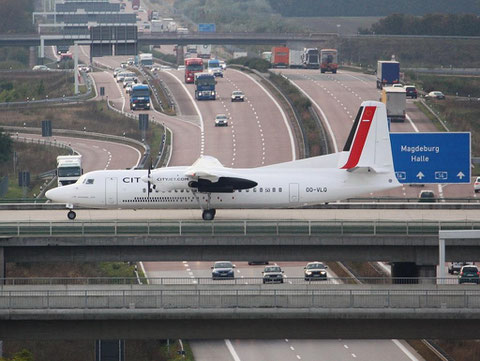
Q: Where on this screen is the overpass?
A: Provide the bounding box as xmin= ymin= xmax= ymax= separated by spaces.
xmin=0 ymin=32 xmax=337 ymax=47
xmin=0 ymin=283 xmax=479 ymax=339
xmin=1 ymin=219 xmax=479 ymax=265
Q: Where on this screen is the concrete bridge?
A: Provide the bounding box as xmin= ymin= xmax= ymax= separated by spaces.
xmin=0 ymin=283 xmax=479 ymax=339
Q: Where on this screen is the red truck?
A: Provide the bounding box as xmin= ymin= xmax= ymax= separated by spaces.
xmin=271 ymin=47 xmax=289 ymax=68
xmin=132 ymin=0 xmax=140 ymax=11
xmin=184 ymin=57 xmax=204 ymax=83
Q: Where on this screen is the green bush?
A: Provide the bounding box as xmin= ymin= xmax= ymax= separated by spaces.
xmin=228 ymin=57 xmax=271 ymax=73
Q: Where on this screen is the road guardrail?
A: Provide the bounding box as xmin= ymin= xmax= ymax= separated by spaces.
xmin=0 ymin=288 xmax=479 ymax=310
xmin=0 ymin=219 xmax=479 ymax=237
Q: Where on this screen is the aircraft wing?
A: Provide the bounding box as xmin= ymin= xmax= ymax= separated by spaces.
xmin=185 ymin=156 xmax=257 ymax=192
xmin=184 ymin=155 xmax=228 ymax=182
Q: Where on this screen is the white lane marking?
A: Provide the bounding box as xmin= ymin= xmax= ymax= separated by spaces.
xmin=290 ymin=346 xmax=295 ymax=351
xmin=352 ymin=353 xmax=357 ymax=358
xmin=225 ymin=339 xmax=242 ymax=361
xmin=405 ymin=113 xmax=419 ymax=133
xmin=392 ymin=339 xmax=421 ymax=361
xmin=161 ymin=70 xmax=205 ymax=154
xmin=344 ymin=344 xmax=349 ymax=349
xmin=296 ymin=355 xmax=301 ymax=360
xmin=287 ymin=78 xmax=338 ymax=152
xmin=235 ymin=70 xmax=296 ymax=160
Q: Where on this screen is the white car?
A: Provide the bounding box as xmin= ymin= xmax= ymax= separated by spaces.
xmin=125 ymin=84 xmax=133 ymax=94
xmin=215 ymin=114 xmax=228 ymax=127
xmin=32 ymin=65 xmax=49 ymax=71
xmin=113 ymin=67 xmax=123 ymax=77
xmin=231 ymin=90 xmax=245 ymax=102
xmin=122 ymin=76 xmax=137 ymax=87
xmin=474 ymin=176 xmax=480 ymax=193
xmin=177 ymin=65 xmax=185 ymax=71
xmin=426 ymin=91 xmax=445 ymax=99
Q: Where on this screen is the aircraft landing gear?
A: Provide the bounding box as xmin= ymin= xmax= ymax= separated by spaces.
xmin=67 ymin=210 xmax=76 ymax=220
xmin=202 ymin=209 xmax=216 ymax=221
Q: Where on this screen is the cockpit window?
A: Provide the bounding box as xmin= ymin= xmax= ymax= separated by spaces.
xmin=83 ymin=178 xmax=94 ymax=185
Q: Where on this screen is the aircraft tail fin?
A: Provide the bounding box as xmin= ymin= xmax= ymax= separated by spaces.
xmin=341 ymin=101 xmax=394 ymax=173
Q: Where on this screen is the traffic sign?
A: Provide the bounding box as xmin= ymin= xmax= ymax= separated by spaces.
xmin=390 ymin=132 xmax=471 ymax=184
xmin=198 ymin=23 xmax=216 ymax=32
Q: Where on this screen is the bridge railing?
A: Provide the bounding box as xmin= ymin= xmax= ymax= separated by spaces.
xmin=0 ymin=288 xmax=478 ymax=310
xmin=1 ymin=219 xmax=479 ymax=237
xmin=0 ymin=276 xmax=466 ymax=286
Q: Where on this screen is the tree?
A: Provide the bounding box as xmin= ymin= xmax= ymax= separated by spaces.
xmin=0 ymin=349 xmax=34 ymax=361
xmin=0 ymin=128 xmax=13 ymax=164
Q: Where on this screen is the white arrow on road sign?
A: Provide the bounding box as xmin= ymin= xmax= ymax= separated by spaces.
xmin=457 ymin=171 xmax=465 ymax=179
xmin=416 ymin=171 xmax=425 ymax=179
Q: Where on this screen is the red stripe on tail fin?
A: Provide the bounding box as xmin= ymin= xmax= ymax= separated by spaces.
xmin=341 ymin=106 xmax=377 ymax=169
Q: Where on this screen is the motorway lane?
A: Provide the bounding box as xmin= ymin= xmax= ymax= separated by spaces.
xmin=160 ymin=68 xmax=295 ymax=168
xmin=280 ymin=69 xmax=476 ymax=200
xmin=14 ymin=133 xmax=140 ymax=171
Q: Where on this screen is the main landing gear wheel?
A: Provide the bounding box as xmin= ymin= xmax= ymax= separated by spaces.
xmin=202 ymin=209 xmax=216 ymax=221
xmin=67 ymin=210 xmax=76 ymax=220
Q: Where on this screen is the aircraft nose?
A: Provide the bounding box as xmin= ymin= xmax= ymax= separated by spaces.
xmin=46 ymin=187 xmax=66 ymax=203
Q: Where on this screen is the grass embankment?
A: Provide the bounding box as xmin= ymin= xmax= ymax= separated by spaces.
xmin=0 ymin=101 xmax=166 ymax=197
xmin=0 ymin=71 xmax=75 ymax=102
xmin=0 ymin=142 xmax=68 ymax=198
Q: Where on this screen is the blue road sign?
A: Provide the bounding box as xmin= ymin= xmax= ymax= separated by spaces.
xmin=390 ymin=132 xmax=471 ymax=184
xmin=198 ymin=23 xmax=216 ymax=32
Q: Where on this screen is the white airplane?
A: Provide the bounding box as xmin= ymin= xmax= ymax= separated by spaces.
xmin=46 ymin=101 xmax=400 ymax=220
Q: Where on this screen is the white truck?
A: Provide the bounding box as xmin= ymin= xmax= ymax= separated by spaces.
xmin=198 ymin=44 xmax=212 ymax=59
xmin=289 ymin=50 xmax=303 ymax=68
xmin=151 ymin=19 xmax=163 ymax=32
xmin=233 ymin=51 xmax=248 ymax=59
xmin=57 ymin=155 xmax=82 ymax=186
xmin=381 ymin=86 xmax=406 ymax=122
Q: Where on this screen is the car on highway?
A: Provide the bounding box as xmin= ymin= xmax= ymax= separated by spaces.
xmin=211 ymin=261 xmax=235 ymax=280
xmin=113 ymin=67 xmax=123 ymax=77
xmin=426 ymin=91 xmax=445 ymax=99
xmin=32 ymin=65 xmax=49 ymax=71
xmin=418 ymin=189 xmax=436 ymax=202
xmin=177 ymin=65 xmax=185 ymax=71
xmin=262 ymin=265 xmax=284 ymax=284
xmin=404 ymin=85 xmax=417 ymax=99
xmin=127 ymin=58 xmax=135 ymax=66
xmin=474 ymin=177 xmax=480 ymax=193
xmin=125 ymin=84 xmax=133 ymax=94
xmin=78 ymin=65 xmax=91 ymax=73
xmin=123 ymin=77 xmax=137 ymax=88
xmin=458 ymin=264 xmax=480 ymax=284
xmin=214 ymin=114 xmax=229 ymax=127
xmin=304 ymin=262 xmax=328 ymax=281
xmin=120 ymin=62 xmax=128 ymax=68
xmin=449 ymin=262 xmax=474 ymax=275
xmin=231 ymin=90 xmax=245 ymax=102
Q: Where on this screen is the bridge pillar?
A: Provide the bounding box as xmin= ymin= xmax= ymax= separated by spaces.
xmin=176 ymin=45 xmax=184 ymax=65
xmin=0 ymin=247 xmax=5 ymax=280
xmin=29 ymin=46 xmax=36 ymax=68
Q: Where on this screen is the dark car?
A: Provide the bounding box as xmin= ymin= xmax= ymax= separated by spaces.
xmin=304 ymin=262 xmax=328 ymax=281
xmin=459 ymin=265 xmax=480 ymax=284
xmin=404 ymin=85 xmax=417 ymax=99
xmin=418 ymin=190 xmax=436 ymax=202
xmin=262 ymin=265 xmax=284 ymax=284
xmin=211 ymin=261 xmax=235 ymax=280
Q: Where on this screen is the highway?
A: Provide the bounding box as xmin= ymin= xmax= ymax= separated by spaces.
xmin=278 ymin=69 xmax=476 ymax=200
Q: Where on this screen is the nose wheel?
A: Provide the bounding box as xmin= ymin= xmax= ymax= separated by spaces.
xmin=202 ymin=209 xmax=216 ymax=221
xmin=67 ymin=210 xmax=76 ymax=220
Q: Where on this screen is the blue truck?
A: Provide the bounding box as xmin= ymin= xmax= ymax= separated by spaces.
xmin=194 ymin=73 xmax=216 ymax=100
xmin=376 ymin=60 xmax=400 ymax=89
xmin=130 ymin=84 xmax=151 ymax=110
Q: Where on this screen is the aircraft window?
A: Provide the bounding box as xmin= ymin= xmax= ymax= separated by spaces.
xmin=246 ymin=189 xmax=249 ymax=192
xmin=85 ymin=179 xmax=94 ymax=185
xmin=272 ymin=188 xmax=276 ymax=192
xmin=260 ymin=188 xmax=263 ymax=192
xmin=253 ymin=188 xmax=257 ymax=192
xmin=279 ymin=187 xmax=283 ymax=192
